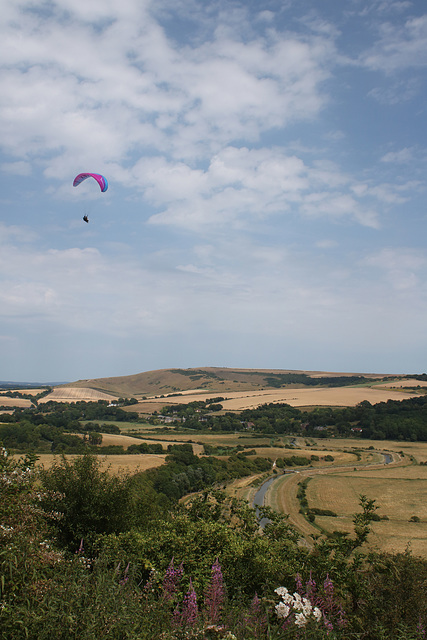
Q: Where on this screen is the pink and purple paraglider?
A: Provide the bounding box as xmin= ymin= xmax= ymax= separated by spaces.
xmin=73 ymin=173 xmax=108 ymax=192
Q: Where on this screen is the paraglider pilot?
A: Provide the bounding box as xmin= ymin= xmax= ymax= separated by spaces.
xmin=83 ymin=215 xmax=89 ymax=223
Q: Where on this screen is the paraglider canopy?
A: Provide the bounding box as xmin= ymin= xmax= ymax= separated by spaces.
xmin=73 ymin=173 xmax=108 ymax=192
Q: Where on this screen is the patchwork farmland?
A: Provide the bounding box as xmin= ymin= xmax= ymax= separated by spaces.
xmin=4 ymin=367 xmax=427 ymax=556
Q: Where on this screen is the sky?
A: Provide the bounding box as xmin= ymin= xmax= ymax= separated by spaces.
xmin=1 ymin=0 xmax=426 ymax=382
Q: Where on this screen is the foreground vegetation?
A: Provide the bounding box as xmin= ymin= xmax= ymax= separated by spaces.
xmin=2 ymin=449 xmax=427 ymax=639
xmin=2 ymin=387 xmax=427 ymax=637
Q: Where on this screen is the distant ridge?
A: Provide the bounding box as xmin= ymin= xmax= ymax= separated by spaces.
xmin=58 ymin=367 xmax=393 ymax=399
xmin=0 ymin=381 xmax=67 ymax=389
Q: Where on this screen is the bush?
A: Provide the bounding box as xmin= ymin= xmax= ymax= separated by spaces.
xmin=308 ymin=508 xmax=338 ymax=517
xmin=38 ymin=453 xmax=135 ymax=552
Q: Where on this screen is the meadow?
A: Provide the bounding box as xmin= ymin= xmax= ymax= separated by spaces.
xmin=303 ymin=465 xmax=427 ymax=556
xmin=35 ymin=452 xmax=167 ymax=474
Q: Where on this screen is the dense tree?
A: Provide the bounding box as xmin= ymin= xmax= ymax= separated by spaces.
xmin=38 ymin=453 xmax=136 ymax=551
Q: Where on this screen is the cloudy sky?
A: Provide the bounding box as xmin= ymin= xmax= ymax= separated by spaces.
xmin=1 ymin=0 xmax=426 ymax=382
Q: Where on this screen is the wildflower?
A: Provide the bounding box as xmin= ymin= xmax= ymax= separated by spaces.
xmin=162 ymin=558 xmax=183 ymax=600
xmin=246 ymin=593 xmax=267 ymax=639
xmin=204 ymin=558 xmax=225 ymax=624
xmin=313 ymin=607 xmax=322 ymax=622
xmin=292 ymin=593 xmax=303 ymax=610
xmin=275 ymin=583 xmax=326 ymax=630
xmin=417 ymin=619 xmax=426 ymax=638
xmin=179 ymin=579 xmax=198 ymax=627
xmin=274 ymin=587 xmax=293 ymax=605
xmin=305 ymin=572 xmax=317 ymax=599
xmin=302 ymin=598 xmax=313 ymax=617
xmin=275 ymin=602 xmax=290 ymax=619
xmin=294 ymin=612 xmax=308 ymax=627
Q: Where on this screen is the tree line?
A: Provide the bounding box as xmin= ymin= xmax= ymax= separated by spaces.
xmin=162 ymin=395 xmax=427 ymax=441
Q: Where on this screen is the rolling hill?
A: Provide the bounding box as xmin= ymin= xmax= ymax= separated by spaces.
xmin=56 ymin=366 xmax=394 ymax=399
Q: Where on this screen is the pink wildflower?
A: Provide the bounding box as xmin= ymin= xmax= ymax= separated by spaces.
xmin=162 ymin=557 xmax=183 ymax=600
xmin=180 ymin=579 xmax=199 ymax=627
xmin=204 ymin=558 xmax=225 ymax=624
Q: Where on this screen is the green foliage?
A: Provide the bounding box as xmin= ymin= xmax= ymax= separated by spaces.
xmin=2 ymin=450 xmax=427 ymax=639
xmin=38 ymin=453 xmax=136 ymax=551
xmin=352 ymin=550 xmax=427 ymax=639
xmin=127 ymin=442 xmax=165 ymax=454
xmin=308 ymin=508 xmax=337 ymax=517
xmin=148 ymin=449 xmax=271 ymax=502
xmin=98 ymin=492 xmax=304 ymax=596
xmin=172 ymin=395 xmax=427 ymax=442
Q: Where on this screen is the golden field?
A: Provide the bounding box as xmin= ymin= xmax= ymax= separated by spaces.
xmin=59 ymin=367 xmax=388 ymax=398
xmin=309 ymin=437 xmax=427 ymax=463
xmin=0 ymin=395 xmax=33 ymax=408
xmin=129 ymin=382 xmax=422 ymax=414
xmin=4 ymin=371 xmax=427 ymax=558
xmin=305 ymin=465 xmax=427 ymax=556
xmin=35 ymin=453 xmax=166 ymax=474
xmin=33 ymin=369 xmax=425 ymax=409
xmin=98 ymin=432 xmax=204 ymax=455
xmin=39 ymin=387 xmax=118 ymax=403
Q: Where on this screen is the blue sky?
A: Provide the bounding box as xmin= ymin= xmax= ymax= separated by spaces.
xmin=1 ymin=0 xmax=426 ymax=382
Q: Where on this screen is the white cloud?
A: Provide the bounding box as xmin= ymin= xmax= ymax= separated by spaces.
xmin=381 ymin=147 xmax=415 ymax=163
xmin=0 ymin=0 xmax=335 ymax=175
xmin=1 ymin=1 xmax=426 ymax=378
xmin=361 ymin=14 xmax=427 ymax=73
xmin=141 ymin=147 xmax=387 ymax=230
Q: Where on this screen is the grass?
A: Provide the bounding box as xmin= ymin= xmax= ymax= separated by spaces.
xmin=0 ymin=396 xmax=33 ymax=407
xmin=300 ymin=462 xmax=427 ymax=556
xmin=35 ymin=453 xmax=167 ymax=474
xmin=253 ymin=437 xmax=427 ymax=555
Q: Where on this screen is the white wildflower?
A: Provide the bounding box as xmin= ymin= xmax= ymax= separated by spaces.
xmin=292 ymin=593 xmax=303 ymax=610
xmin=302 ymin=597 xmax=312 ymax=617
xmin=313 ymin=607 xmax=322 ymax=622
xmin=274 ymin=587 xmax=288 ymax=597
xmin=295 ymin=612 xmax=308 ymax=627
xmin=275 ymin=602 xmax=290 ymax=619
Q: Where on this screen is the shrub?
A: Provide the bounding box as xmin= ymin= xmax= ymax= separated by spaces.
xmin=38 ymin=453 xmax=135 ymax=552
xmin=308 ymin=508 xmax=338 ymax=517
